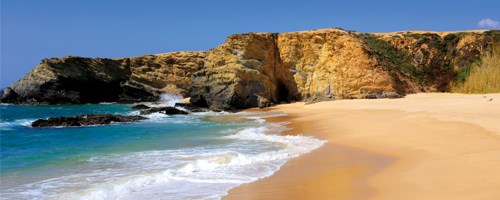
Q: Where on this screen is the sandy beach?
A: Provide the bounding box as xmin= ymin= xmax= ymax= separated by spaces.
xmin=225 ymin=93 xmax=500 ymax=200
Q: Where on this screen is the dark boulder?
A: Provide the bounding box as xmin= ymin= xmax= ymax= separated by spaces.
xmin=131 ymin=104 xmax=150 ymax=110
xmin=139 ymin=107 xmax=189 ymax=115
xmin=32 ymin=114 xmax=146 ymax=127
xmin=174 ymin=103 xmax=210 ymax=112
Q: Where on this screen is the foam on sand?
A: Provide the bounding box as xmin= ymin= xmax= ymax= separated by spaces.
xmin=0 ymin=112 xmax=325 ymax=200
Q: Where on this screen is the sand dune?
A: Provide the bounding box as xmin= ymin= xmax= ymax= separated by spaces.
xmin=225 ymin=93 xmax=500 ymax=200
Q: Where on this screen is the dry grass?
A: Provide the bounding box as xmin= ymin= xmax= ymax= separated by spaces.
xmin=451 ymin=45 xmax=500 ymax=93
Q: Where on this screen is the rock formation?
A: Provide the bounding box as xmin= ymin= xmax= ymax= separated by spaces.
xmin=131 ymin=104 xmax=151 ymax=110
xmin=1 ymin=52 xmax=205 ymax=104
xmin=190 ymin=29 xmax=498 ymax=110
xmin=139 ymin=107 xmax=189 ymax=115
xmin=174 ymin=103 xmax=211 ymax=113
xmin=31 ymin=114 xmax=146 ymax=127
xmin=2 ymin=28 xmax=499 ymax=110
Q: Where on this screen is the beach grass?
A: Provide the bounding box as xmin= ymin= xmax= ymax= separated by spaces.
xmin=451 ymin=45 xmax=500 ymax=93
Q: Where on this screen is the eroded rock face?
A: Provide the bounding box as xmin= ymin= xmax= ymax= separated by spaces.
xmin=190 ymin=33 xmax=281 ymax=111
xmin=2 ymin=28 xmax=498 ymax=110
xmin=190 ymin=29 xmax=499 ymax=110
xmin=31 ymin=114 xmax=146 ymax=127
xmin=5 ymin=57 xmax=128 ymax=104
xmin=0 ymin=87 xmax=19 ymax=102
xmin=2 ymin=52 xmax=205 ymax=104
xmin=277 ymin=29 xmax=416 ymax=101
xmin=189 ymin=29 xmax=417 ymax=110
xmin=123 ymin=52 xmax=206 ymax=102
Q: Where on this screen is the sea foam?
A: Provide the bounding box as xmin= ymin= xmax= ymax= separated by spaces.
xmin=159 ymin=93 xmax=183 ymax=107
xmin=77 ymin=116 xmax=324 ymax=200
xmin=1 ymin=112 xmax=326 ymax=200
xmin=0 ymin=119 xmax=35 ymax=130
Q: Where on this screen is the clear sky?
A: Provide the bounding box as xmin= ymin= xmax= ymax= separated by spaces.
xmin=1 ymin=0 xmax=499 ymax=88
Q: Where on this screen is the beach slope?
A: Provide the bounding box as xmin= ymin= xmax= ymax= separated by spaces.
xmin=225 ymin=93 xmax=500 ymax=200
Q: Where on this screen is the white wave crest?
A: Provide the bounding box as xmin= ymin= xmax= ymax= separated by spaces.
xmin=0 ymin=119 xmax=35 ymax=130
xmin=72 ymin=124 xmax=325 ymax=200
xmin=159 ymin=93 xmax=183 ymax=107
xmin=1 ymin=113 xmax=325 ymax=200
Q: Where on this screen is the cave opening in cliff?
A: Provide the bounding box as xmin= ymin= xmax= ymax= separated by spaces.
xmin=276 ymin=81 xmax=290 ymax=103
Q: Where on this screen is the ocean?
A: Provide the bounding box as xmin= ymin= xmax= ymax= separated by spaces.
xmin=0 ymin=102 xmax=325 ymax=199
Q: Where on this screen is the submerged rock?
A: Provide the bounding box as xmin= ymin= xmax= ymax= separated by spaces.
xmin=32 ymin=114 xmax=146 ymax=127
xmin=131 ymin=104 xmax=150 ymax=110
xmin=139 ymin=107 xmax=189 ymax=115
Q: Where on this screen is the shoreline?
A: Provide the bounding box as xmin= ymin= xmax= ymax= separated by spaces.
xmin=225 ymin=93 xmax=500 ymax=200
xmin=225 ymin=112 xmax=394 ymax=200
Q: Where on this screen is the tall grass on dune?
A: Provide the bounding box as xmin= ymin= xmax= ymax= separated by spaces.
xmin=451 ymin=45 xmax=500 ymax=93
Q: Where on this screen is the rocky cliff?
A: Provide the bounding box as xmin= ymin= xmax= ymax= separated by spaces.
xmin=2 ymin=28 xmax=498 ymax=110
xmin=1 ymin=52 xmax=205 ymax=104
xmin=190 ymin=29 xmax=498 ymax=110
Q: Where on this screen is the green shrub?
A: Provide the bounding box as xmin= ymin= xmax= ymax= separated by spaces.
xmin=360 ymin=34 xmax=422 ymax=83
xmin=456 ymin=65 xmax=472 ymax=83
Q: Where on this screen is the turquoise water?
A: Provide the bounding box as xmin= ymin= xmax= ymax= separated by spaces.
xmin=0 ymin=104 xmax=325 ymax=199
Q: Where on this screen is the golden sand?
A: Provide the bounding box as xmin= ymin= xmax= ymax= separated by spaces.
xmin=225 ymin=93 xmax=500 ymax=200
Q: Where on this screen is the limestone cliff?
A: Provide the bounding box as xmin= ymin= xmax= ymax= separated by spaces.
xmin=277 ymin=29 xmax=415 ymax=101
xmin=2 ymin=28 xmax=498 ymax=110
xmin=124 ymin=52 xmax=205 ymax=102
xmin=190 ymin=29 xmax=498 ymax=110
xmin=190 ymin=29 xmax=417 ymax=111
xmin=190 ymin=33 xmax=281 ymax=110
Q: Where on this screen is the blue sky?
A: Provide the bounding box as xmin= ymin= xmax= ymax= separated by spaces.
xmin=1 ymin=0 xmax=499 ymax=88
